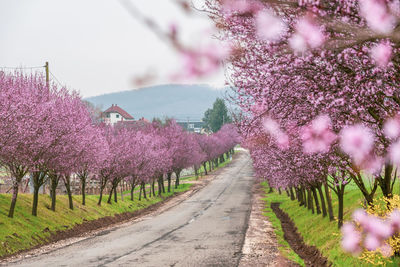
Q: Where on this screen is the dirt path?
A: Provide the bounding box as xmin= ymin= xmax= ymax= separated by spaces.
xmin=271 ymin=202 xmax=330 ymax=267
xmin=4 ymin=152 xmax=254 ymax=267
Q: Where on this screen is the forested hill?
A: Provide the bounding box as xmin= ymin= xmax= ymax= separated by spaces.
xmin=85 ymin=84 xmax=227 ymax=120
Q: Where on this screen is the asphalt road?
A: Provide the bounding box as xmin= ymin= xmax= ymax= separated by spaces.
xmin=8 ymin=152 xmax=254 ymax=267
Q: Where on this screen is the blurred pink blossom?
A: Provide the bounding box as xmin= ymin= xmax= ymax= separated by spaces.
xmin=301 ymin=115 xmax=336 ymax=154
xmin=289 ymin=17 xmax=324 ymax=52
xmin=276 ymin=133 xmax=290 ymax=150
xmin=262 ymin=117 xmax=280 ymax=136
xmin=341 ymin=223 xmax=361 ymax=254
xmin=370 ymin=42 xmax=393 ymax=68
xmin=222 ymin=0 xmax=259 ymax=14
xmin=359 ymin=0 xmax=396 ymax=34
xmin=389 ymin=140 xmax=400 ymax=165
xmin=384 ymin=117 xmax=400 ymax=139
xmin=379 ymin=243 xmax=393 ymax=257
xmin=262 ymin=117 xmax=289 ymax=149
xmin=389 ymin=209 xmax=400 ymax=232
xmin=353 ymin=209 xmax=368 ymax=224
xmin=340 ymin=124 xmax=374 ymax=163
xmin=255 ymin=10 xmax=287 ymax=42
xmin=365 ymin=233 xmax=381 ymax=251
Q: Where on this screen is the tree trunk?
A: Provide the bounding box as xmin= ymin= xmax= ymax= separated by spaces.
xmin=203 ymin=162 xmax=208 ymax=175
xmin=167 ymin=173 xmax=172 ymax=192
xmin=114 ymin=184 xmax=118 ymax=202
xmin=307 ymin=189 xmax=313 ymax=212
xmin=175 ymin=170 xmax=181 ymax=189
xmin=49 ymin=173 xmax=60 ymax=212
xmin=32 ymin=186 xmax=39 ymax=216
xmin=151 ymin=180 xmax=155 ymax=197
xmin=80 ymin=174 xmax=87 ymax=206
xmin=324 ymin=182 xmax=334 ymax=221
xmin=98 ymin=186 xmax=104 ymax=206
xmin=64 ymin=176 xmax=73 ymax=210
xmin=337 ymin=185 xmax=345 ymax=228
xmin=194 ymin=166 xmax=198 ymax=179
xmin=278 ymin=187 xmax=282 ymax=195
xmin=142 ymin=182 xmax=147 ymax=199
xmin=378 ymin=163 xmax=394 ymax=198
xmin=139 ymin=182 xmax=147 ymax=200
xmin=317 ymin=184 xmax=327 ymax=218
xmin=268 ymin=186 xmax=273 ymax=193
xmin=312 ymin=187 xmax=321 ymax=215
xmin=289 ymin=187 xmax=295 ymax=200
xmin=285 ymin=189 xmax=290 ymax=197
xmin=31 ymin=170 xmax=47 ymax=216
xmin=158 ymin=176 xmax=162 ymax=196
xmin=302 ymin=187 xmax=307 ymax=208
xmin=297 ymin=187 xmax=304 ymax=206
xmin=107 ymin=185 xmax=115 ymax=204
xmin=130 ymin=183 xmax=135 ymax=201
xmin=8 ymin=180 xmax=20 ymax=218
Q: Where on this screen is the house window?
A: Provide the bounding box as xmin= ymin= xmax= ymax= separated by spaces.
xmin=106 ymin=114 xmax=110 ymax=118
xmin=188 ymin=124 xmax=194 ymax=129
xmin=116 ymin=114 xmax=120 ymax=118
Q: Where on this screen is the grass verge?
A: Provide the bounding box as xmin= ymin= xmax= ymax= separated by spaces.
xmin=0 ymin=183 xmax=192 ymax=258
xmin=262 ymin=181 xmax=400 ymax=266
xmin=261 ymin=182 xmax=305 ymax=266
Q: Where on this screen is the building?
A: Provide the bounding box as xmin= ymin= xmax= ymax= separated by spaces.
xmin=102 ymin=104 xmax=134 ymax=125
xmin=177 ymin=120 xmax=205 ymax=133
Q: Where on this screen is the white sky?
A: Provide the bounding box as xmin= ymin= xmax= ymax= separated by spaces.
xmin=0 ymin=0 xmax=225 ymax=97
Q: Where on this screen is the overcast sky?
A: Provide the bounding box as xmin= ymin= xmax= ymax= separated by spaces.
xmin=0 ymin=0 xmax=225 ymax=97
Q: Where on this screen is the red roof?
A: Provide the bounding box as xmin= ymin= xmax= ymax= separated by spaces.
xmin=103 ymin=104 xmax=134 ymax=119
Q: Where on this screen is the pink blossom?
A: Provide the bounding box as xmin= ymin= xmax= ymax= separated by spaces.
xmin=176 ymin=43 xmax=230 ymax=79
xmin=276 ymin=133 xmax=290 ymax=150
xmin=255 ymin=10 xmax=287 ymax=42
xmin=370 ymin=42 xmax=393 ymax=68
xmin=365 ymin=233 xmax=381 ymax=251
xmin=340 ymin=124 xmax=374 ymax=163
xmin=389 ymin=209 xmax=400 ymax=232
xmin=379 ymin=243 xmax=393 ymax=257
xmin=301 ymin=115 xmax=336 ymax=154
xmin=262 ymin=117 xmax=280 ymax=136
xmin=388 ymin=140 xmax=400 ymax=165
xmin=353 ymin=209 xmax=368 ymax=224
xmin=384 ymin=117 xmax=400 ymax=139
xmin=361 ymin=155 xmax=383 ymax=175
xmin=289 ymin=17 xmax=324 ymax=52
xmin=341 ymin=223 xmax=361 ymax=254
xmin=365 ymin=217 xmax=392 ymax=240
xmin=222 ymin=0 xmax=259 ymax=14
xmin=288 ymin=33 xmax=308 ymax=53
xmin=359 ymin=0 xmax=396 ymax=34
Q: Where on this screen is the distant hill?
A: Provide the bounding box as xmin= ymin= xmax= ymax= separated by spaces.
xmin=85 ymin=84 xmax=228 ymax=121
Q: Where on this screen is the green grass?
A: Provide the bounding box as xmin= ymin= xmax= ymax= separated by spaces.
xmin=261 ymin=185 xmax=305 ymax=266
xmin=262 ymin=180 xmax=400 ymax=266
xmin=0 ymin=183 xmax=192 ymax=258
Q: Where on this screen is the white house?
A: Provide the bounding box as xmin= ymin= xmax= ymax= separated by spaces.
xmin=103 ymin=104 xmax=134 ymax=125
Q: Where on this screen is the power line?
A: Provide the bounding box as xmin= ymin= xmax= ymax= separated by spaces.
xmin=0 ymin=65 xmax=44 ymax=70
xmin=49 ymin=71 xmax=64 ymax=87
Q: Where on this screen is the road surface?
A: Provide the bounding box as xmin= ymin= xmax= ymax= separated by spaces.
xmin=8 ymin=152 xmax=254 ymax=267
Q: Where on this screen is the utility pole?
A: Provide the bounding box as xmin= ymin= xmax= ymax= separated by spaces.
xmin=45 ymin=61 xmax=49 ymax=88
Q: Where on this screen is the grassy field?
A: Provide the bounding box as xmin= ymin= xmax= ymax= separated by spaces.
xmin=0 ymin=183 xmax=192 ymax=258
xmin=262 ymin=180 xmax=400 ymax=266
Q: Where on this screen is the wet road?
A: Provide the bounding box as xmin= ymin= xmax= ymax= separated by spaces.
xmin=8 ymin=152 xmax=254 ymax=267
